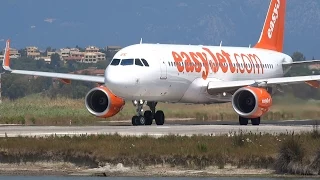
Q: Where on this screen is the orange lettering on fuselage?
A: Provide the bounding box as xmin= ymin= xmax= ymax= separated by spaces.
xmin=202 ymin=47 xmax=219 ymax=73
xmin=234 ymin=53 xmax=245 ymax=74
xmin=241 ymin=54 xmax=252 ymax=73
xmin=248 ymin=54 xmax=263 ymax=74
xmin=196 ymin=52 xmax=209 ymax=80
xmin=171 ymin=48 xmax=264 ymax=80
xmin=172 ymin=51 xmax=184 ymax=72
xmin=181 ymin=52 xmax=194 ymax=72
xmin=189 ymin=52 xmax=202 ymax=73
xmin=221 ymin=50 xmax=236 ymax=73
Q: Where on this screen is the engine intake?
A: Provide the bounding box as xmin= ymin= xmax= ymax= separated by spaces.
xmin=85 ymin=86 xmax=125 ymax=118
xmin=232 ymin=86 xmax=272 ymax=118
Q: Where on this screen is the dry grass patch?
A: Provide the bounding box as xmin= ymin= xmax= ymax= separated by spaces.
xmin=0 ymin=131 xmax=319 ymax=175
xmin=0 ymin=94 xmax=319 ymax=125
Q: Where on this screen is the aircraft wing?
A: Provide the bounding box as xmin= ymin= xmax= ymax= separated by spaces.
xmin=5 ymin=70 xmax=105 ymax=83
xmin=283 ymin=59 xmax=320 ymax=66
xmin=207 ymin=75 xmax=320 ymax=94
xmin=282 ymin=59 xmax=320 ymax=69
xmin=208 ymin=59 xmax=320 ymax=94
xmin=2 ymin=39 xmax=105 ymax=84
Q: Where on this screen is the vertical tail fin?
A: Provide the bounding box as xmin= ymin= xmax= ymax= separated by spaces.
xmin=3 ymin=39 xmax=12 ymax=71
xmin=254 ymin=0 xmax=286 ymax=52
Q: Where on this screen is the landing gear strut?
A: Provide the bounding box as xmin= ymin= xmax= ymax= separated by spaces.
xmin=131 ymin=100 xmax=165 ymax=126
xmin=239 ymin=116 xmax=261 ymax=126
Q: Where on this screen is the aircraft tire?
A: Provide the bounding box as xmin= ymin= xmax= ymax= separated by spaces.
xmin=155 ymin=110 xmax=165 ymax=125
xmin=144 ymin=110 xmax=153 ymax=125
xmin=132 ymin=116 xmax=139 ymax=126
xmin=239 ymin=116 xmax=248 ymax=125
xmin=251 ymin=117 xmax=261 ymax=126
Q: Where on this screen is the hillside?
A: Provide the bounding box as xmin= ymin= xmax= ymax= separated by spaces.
xmin=1 ymin=0 xmax=320 ymax=58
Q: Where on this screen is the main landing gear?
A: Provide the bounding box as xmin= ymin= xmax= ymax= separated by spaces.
xmin=239 ymin=116 xmax=261 ymax=126
xmin=131 ymin=100 xmax=165 ymax=126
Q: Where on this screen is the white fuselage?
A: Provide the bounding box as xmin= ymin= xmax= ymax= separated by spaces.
xmin=104 ymin=43 xmax=292 ymax=104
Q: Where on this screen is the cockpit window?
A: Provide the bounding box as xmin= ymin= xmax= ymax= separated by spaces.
xmin=110 ymin=59 xmax=120 ymax=66
xmin=141 ymin=59 xmax=149 ymax=67
xmin=135 ymin=58 xmax=144 ymax=66
xmin=120 ymin=59 xmax=134 ymax=66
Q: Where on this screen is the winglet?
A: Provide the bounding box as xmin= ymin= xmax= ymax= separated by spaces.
xmin=254 ymin=0 xmax=286 ymax=52
xmin=3 ymin=39 xmax=12 ymax=71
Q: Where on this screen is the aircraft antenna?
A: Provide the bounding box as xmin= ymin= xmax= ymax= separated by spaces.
xmin=140 ymin=38 xmax=143 ymax=44
xmin=0 ymin=72 xmax=4 ymax=104
xmin=220 ymin=41 xmax=222 ymax=47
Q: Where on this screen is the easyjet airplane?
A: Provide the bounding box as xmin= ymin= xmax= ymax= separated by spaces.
xmin=2 ymin=0 xmax=320 ymax=126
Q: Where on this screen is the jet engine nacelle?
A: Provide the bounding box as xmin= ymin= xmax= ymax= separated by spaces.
xmin=231 ymin=86 xmax=272 ymax=118
xmin=85 ymin=86 xmax=125 ymax=118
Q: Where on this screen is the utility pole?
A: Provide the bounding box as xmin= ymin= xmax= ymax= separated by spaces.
xmin=0 ymin=72 xmax=4 ymax=104
xmin=0 ymin=72 xmax=2 ymax=104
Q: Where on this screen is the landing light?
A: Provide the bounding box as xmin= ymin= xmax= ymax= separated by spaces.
xmin=139 ymin=99 xmax=144 ymax=105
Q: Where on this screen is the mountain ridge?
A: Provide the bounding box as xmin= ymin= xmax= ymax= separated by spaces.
xmin=1 ymin=0 xmax=320 ymax=58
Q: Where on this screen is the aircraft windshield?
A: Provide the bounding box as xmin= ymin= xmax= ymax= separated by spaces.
xmin=135 ymin=58 xmax=144 ymax=66
xmin=109 ymin=58 xmax=149 ymax=67
xmin=110 ymin=59 xmax=120 ymax=65
xmin=141 ymin=59 xmax=149 ymax=67
xmin=120 ymin=59 xmax=134 ymax=66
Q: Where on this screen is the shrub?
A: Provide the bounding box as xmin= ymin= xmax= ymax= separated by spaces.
xmin=274 ymin=134 xmax=306 ymax=174
xmin=309 ymin=150 xmax=320 ymax=175
xmin=197 ymin=143 xmax=208 ymax=153
xmin=232 ymin=130 xmax=245 ymax=147
xmin=311 ymin=121 xmax=320 ymax=139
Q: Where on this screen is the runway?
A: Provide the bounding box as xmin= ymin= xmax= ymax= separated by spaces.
xmin=0 ymin=120 xmax=317 ymax=137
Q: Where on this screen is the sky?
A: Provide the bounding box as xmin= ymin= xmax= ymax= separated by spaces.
xmin=1 ymin=0 xmax=320 ymax=58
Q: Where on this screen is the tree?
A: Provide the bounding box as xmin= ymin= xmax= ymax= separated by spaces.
xmin=291 ymin=51 xmax=306 ymax=62
xmin=66 ymin=61 xmax=76 ymax=72
xmin=50 ymin=53 xmax=61 ymax=69
xmin=6 ymin=83 xmax=29 ymax=99
xmin=76 ymin=45 xmax=85 ymax=52
xmin=36 ymin=59 xmax=47 ymax=70
xmin=96 ymin=60 xmax=108 ymax=69
xmin=45 ymin=46 xmax=52 ymax=52
xmin=18 ymin=49 xmax=27 ymax=57
xmin=287 ymin=52 xmax=311 ymax=76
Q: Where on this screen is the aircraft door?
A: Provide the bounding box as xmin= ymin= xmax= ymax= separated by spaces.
xmin=160 ymin=60 xmax=167 ymax=80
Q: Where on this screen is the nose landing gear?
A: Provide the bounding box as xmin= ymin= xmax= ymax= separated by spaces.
xmin=131 ymin=100 xmax=165 ymax=126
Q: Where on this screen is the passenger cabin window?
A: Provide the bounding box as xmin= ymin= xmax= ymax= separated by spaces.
xmin=110 ymin=59 xmax=120 ymax=66
xmin=121 ymin=59 xmax=134 ymax=66
xmin=141 ymin=59 xmax=149 ymax=67
xmin=135 ymin=58 xmax=144 ymax=66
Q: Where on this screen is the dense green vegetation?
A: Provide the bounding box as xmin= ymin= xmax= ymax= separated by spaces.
xmin=1 ymin=57 xmax=101 ymax=99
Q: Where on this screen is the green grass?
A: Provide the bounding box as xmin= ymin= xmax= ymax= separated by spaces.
xmin=0 ymin=94 xmax=319 ymax=125
xmin=0 ymin=131 xmax=319 ymax=175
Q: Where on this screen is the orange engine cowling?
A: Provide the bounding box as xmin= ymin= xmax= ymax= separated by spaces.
xmin=85 ymin=86 xmax=125 ymax=118
xmin=231 ymin=86 xmax=272 ymax=118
